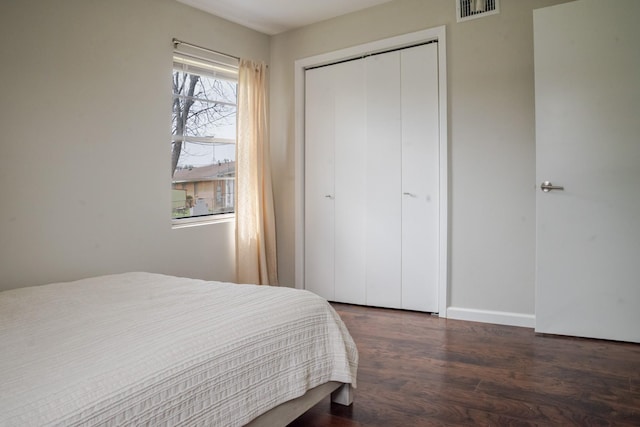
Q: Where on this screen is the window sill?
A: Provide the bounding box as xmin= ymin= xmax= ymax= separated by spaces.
xmin=172 ymin=213 xmax=235 ymax=229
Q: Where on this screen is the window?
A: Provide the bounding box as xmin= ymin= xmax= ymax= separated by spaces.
xmin=171 ymin=46 xmax=238 ymax=221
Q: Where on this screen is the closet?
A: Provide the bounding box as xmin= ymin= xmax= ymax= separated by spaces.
xmin=304 ymin=42 xmax=440 ymax=312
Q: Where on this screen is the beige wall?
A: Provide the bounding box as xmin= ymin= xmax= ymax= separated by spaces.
xmin=0 ymin=0 xmax=573 ymax=320
xmin=269 ymin=0 xmax=571 ymax=317
xmin=0 ymin=0 xmax=269 ymax=290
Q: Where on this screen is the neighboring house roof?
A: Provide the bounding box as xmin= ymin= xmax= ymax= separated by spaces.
xmin=173 ymin=162 xmax=235 ymax=183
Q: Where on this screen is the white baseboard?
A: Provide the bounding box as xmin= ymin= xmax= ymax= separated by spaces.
xmin=446 ymin=307 xmax=535 ymax=328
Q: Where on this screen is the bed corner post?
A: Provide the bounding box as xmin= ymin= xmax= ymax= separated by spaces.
xmin=330 ymin=383 xmax=354 ymax=406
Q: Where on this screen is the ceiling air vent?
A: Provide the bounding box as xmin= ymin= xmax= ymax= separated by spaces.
xmin=456 ymin=0 xmax=500 ymax=22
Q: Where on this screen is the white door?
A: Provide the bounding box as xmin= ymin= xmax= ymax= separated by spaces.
xmin=401 ymin=43 xmax=440 ymax=312
xmin=332 ymin=60 xmax=367 ymax=305
xmin=305 ymin=59 xmax=367 ymax=304
xmin=364 ymin=50 xmax=403 ymax=309
xmin=534 ymin=0 xmax=640 ymax=342
xmin=304 ymin=43 xmax=440 ymax=311
xmin=304 ymin=64 xmax=336 ymax=300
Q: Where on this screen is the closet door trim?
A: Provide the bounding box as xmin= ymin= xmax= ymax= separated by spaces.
xmin=294 ymin=26 xmax=449 ymax=317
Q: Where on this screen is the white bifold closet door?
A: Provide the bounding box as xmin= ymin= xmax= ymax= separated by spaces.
xmin=400 ymin=44 xmax=440 ymax=312
xmin=305 ymin=42 xmax=439 ymax=312
xmin=305 ymin=59 xmax=367 ymax=304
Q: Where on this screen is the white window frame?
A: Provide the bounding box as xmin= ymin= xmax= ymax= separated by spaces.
xmin=171 ymin=43 xmax=239 ymax=228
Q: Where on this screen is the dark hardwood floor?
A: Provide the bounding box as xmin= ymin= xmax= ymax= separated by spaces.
xmin=289 ymin=303 xmax=640 ymax=426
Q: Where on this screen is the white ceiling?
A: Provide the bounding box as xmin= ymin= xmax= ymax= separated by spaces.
xmin=177 ymin=0 xmax=395 ymax=35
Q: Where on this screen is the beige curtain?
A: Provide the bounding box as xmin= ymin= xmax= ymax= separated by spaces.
xmin=235 ymin=59 xmax=278 ymax=285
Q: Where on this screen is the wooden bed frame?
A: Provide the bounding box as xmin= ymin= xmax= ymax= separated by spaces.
xmin=247 ymin=382 xmax=353 ymax=426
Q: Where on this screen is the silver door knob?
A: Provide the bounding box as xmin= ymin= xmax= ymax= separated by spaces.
xmin=541 ymin=181 xmax=564 ymax=192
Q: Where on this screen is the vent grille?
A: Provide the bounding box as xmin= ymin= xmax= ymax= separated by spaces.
xmin=456 ymin=0 xmax=500 ymax=22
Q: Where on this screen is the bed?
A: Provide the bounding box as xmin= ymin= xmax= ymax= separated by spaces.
xmin=0 ymin=272 xmax=358 ymax=426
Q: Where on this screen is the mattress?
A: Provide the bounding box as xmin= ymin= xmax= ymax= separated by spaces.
xmin=0 ymin=272 xmax=358 ymax=426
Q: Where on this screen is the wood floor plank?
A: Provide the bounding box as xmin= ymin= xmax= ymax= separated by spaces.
xmin=289 ymin=303 xmax=640 ymax=426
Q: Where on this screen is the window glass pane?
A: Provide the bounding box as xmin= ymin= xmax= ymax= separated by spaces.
xmin=172 ymin=141 xmax=235 ymax=169
xmin=175 ymin=141 xmax=214 ymax=168
xmin=171 ymin=54 xmax=237 ymax=221
xmin=172 ymin=71 xmax=199 ymax=97
xmin=172 ymin=70 xmax=237 ymax=103
xmin=171 ymin=95 xmax=184 ymax=136
xmin=183 ymin=100 xmax=236 ymax=139
xmin=172 ymin=161 xmax=235 ymax=218
xmin=197 ymin=75 xmax=237 ymax=103
xmin=211 ymin=142 xmax=236 ymax=163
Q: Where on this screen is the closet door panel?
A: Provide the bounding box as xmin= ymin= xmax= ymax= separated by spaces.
xmin=304 ymin=67 xmax=336 ymax=300
xmin=333 ymin=60 xmax=367 ymax=304
xmin=401 ymin=43 xmax=440 ymax=312
xmin=364 ymin=52 xmax=402 ymax=309
xmin=304 ymin=42 xmax=442 ymax=312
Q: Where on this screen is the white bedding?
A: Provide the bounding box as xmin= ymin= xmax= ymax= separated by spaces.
xmin=0 ymin=272 xmax=358 ymax=426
